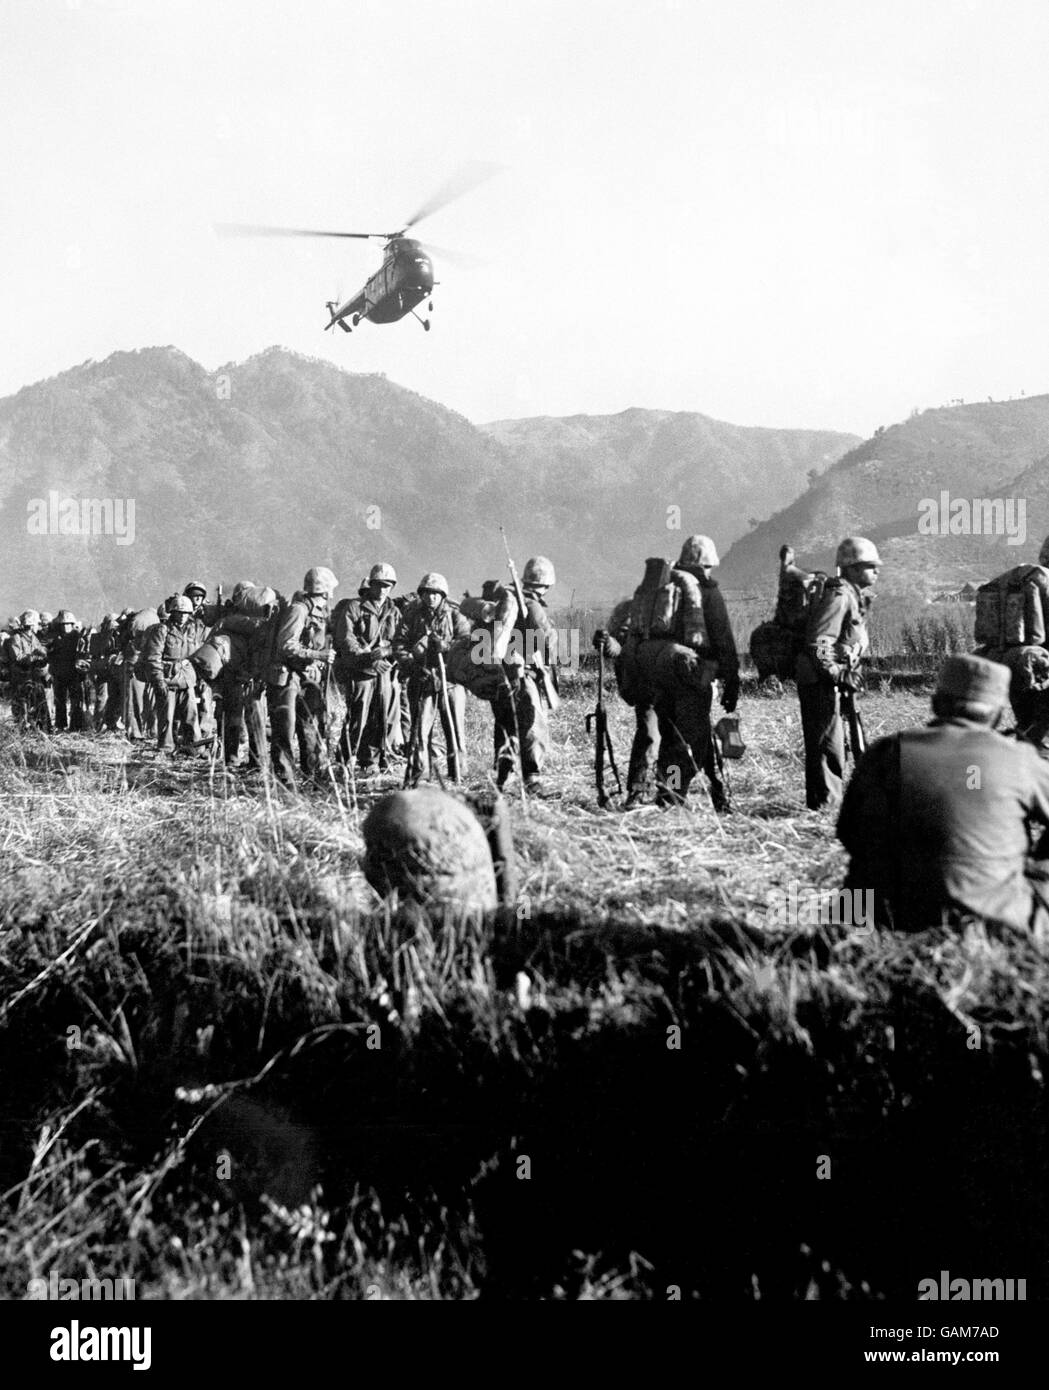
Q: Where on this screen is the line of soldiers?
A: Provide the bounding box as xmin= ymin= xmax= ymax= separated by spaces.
xmin=1 ymin=559 xmax=561 ymax=795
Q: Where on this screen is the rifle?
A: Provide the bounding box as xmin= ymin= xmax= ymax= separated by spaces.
xmin=585 ymin=646 xmax=622 ymax=808
xmin=435 ymin=650 xmax=462 ymax=784
xmin=840 ymin=682 xmax=867 ymax=763
xmin=499 ymin=526 xmax=560 ymax=711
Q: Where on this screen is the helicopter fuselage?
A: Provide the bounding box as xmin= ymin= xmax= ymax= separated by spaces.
xmin=326 ymin=237 xmax=434 ymax=330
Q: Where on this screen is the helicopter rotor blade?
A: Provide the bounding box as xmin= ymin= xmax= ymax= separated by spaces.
xmin=416 ymin=240 xmax=487 ymax=271
xmin=213 ymin=223 xmax=381 ymax=240
xmin=401 ymin=161 xmax=502 ymax=232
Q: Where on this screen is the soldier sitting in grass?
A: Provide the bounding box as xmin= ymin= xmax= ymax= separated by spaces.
xmin=837 ymin=653 xmax=1049 ymax=936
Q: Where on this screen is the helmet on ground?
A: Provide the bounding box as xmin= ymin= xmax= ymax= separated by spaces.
xmin=183 ymin=579 xmax=207 ymax=598
xmin=369 ymin=562 xmax=397 ymax=585
xmin=418 ymin=572 xmax=448 ymax=596
xmin=171 ymin=595 xmax=195 ymax=615
xmin=57 ymin=609 xmax=77 ymax=626
xmin=522 ymin=556 xmax=555 ymax=586
xmin=678 ymin=535 xmax=719 ymax=568
xmin=835 ymin=536 xmax=881 ymax=569
xmin=303 ymin=566 xmax=338 ymax=596
xmin=19 ymin=609 xmax=40 ymax=627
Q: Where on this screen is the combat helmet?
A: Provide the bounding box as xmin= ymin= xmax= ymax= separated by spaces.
xmin=230 ymin=580 xmax=257 ymax=607
xmin=39 ymin=611 xmax=55 ymax=628
xmin=170 ymin=595 xmax=195 ymax=616
xmin=369 ymin=562 xmax=397 ymax=586
xmin=418 ymin=572 xmax=449 ymax=596
xmin=56 ymin=609 xmax=77 ymax=627
xmin=522 ymin=556 xmax=555 ymax=587
xmin=835 ymin=537 xmax=881 ymax=569
xmin=678 ymin=535 xmax=720 ymax=568
xmin=183 ymin=579 xmax=207 ymax=598
xmin=19 ymin=609 xmax=40 ymax=628
xmin=1039 ymin=536 xmax=1049 ymax=568
xmin=303 ymin=566 xmax=338 ymax=596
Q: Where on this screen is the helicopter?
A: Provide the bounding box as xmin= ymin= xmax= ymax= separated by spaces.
xmin=215 ymin=163 xmax=497 ymax=335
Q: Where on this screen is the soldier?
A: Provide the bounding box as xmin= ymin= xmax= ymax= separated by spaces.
xmin=394 ymin=573 xmax=471 ymax=786
xmin=971 ymin=535 xmax=1049 ymax=740
xmin=838 ymin=654 xmax=1049 ymax=936
xmin=182 ymin=581 xmax=220 ymax=736
xmin=183 ymin=580 xmax=223 ymax=630
xmin=332 ymin=562 xmax=401 ymax=774
xmin=49 ymin=610 xmax=89 ymax=731
xmin=592 ymin=595 xmax=657 ymax=808
xmin=269 ymin=567 xmax=337 ymax=786
xmin=2 ymin=610 xmax=52 ymax=731
xmin=90 ymin=613 xmax=123 ymax=731
xmin=208 ymin=583 xmax=279 ymax=771
xmin=142 ymin=595 xmax=202 ymax=753
xmin=796 ymin=536 xmax=880 ymax=811
xmin=120 ymin=607 xmax=159 ymax=741
xmin=38 ymin=612 xmax=57 ymax=725
xmin=492 ymin=556 xmax=558 ymax=794
xmin=596 ymin=535 xmax=738 ymax=811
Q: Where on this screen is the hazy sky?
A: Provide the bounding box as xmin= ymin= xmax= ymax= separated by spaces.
xmin=2 ymin=0 xmax=1048 ymax=435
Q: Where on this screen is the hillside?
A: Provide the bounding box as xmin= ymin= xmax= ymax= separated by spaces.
xmin=0 ymin=348 xmax=856 ymax=618
xmin=480 ymin=410 xmax=856 ymax=590
xmin=720 ymin=398 xmax=1049 ymax=600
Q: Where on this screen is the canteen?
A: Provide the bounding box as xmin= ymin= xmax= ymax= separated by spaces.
xmin=715 ymin=714 xmax=746 ymax=760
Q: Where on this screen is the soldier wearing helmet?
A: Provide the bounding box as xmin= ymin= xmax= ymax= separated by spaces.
xmin=119 ymin=606 xmax=160 ymax=742
xmin=332 ymin=561 xmax=402 ymax=774
xmin=180 ymin=581 xmax=223 ymax=737
xmin=202 ymin=584 xmax=280 ymax=771
xmin=594 ymin=534 xmax=737 ymax=811
xmin=838 ymin=654 xmax=1049 ymax=934
xmin=490 ymin=556 xmax=559 ymax=794
xmin=394 ymin=572 xmax=472 ymax=786
xmin=2 ymin=609 xmax=52 ymax=731
xmin=89 ymin=612 xmax=125 ymax=732
xmin=48 ymin=609 xmax=90 ymax=732
xmin=142 ymin=594 xmax=202 ymax=754
xmin=268 ymin=566 xmax=338 ymax=785
xmin=796 ymin=535 xmax=881 ymax=810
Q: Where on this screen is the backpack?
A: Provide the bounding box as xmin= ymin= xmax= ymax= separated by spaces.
xmin=628 ymin=558 xmax=681 ymax=640
xmin=750 ymin=550 xmax=829 ymax=680
xmin=974 ymin=565 xmax=1049 ymax=650
xmin=774 ymin=566 xmax=828 ymax=634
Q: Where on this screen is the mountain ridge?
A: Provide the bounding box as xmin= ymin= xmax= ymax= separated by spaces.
xmin=0 ymin=346 xmax=857 ymax=617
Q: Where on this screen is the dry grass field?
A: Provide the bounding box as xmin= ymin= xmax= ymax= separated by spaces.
xmin=2 ymin=671 xmax=1048 ymax=1300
